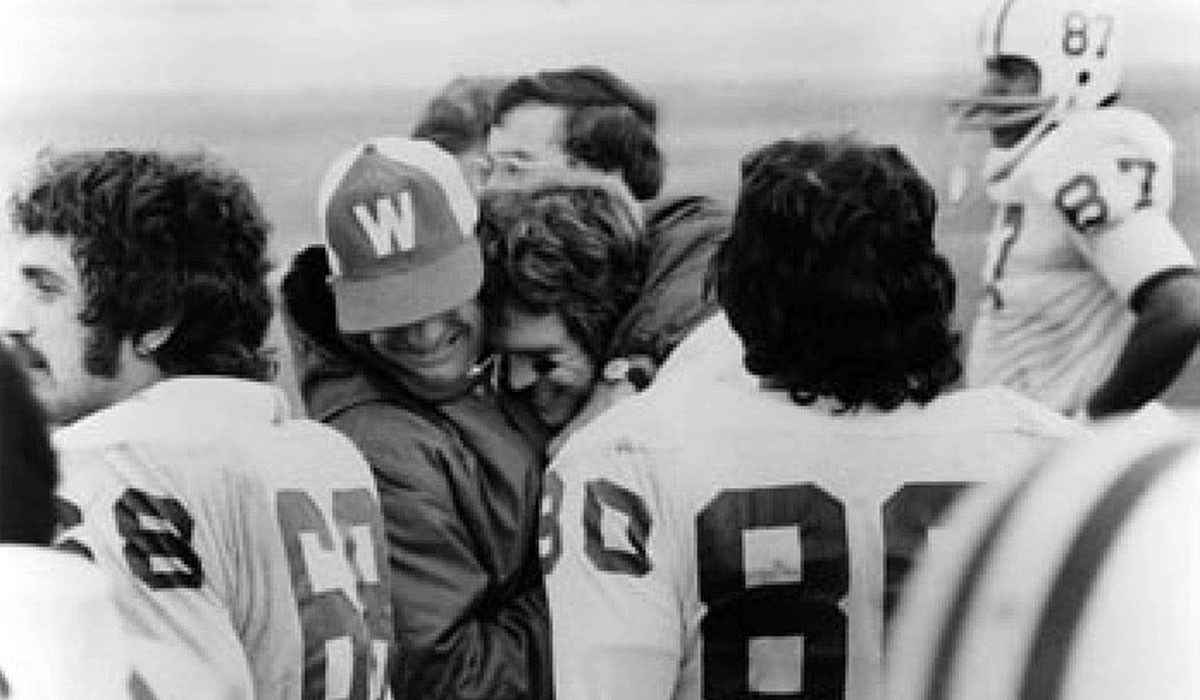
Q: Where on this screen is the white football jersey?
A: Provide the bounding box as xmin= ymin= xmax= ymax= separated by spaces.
xmin=652 ymin=312 xmax=749 ymax=391
xmin=53 ymin=377 xmax=393 ymax=700
xmin=966 ymin=106 xmax=1196 ymax=414
xmin=542 ymin=374 xmax=1076 ymax=700
xmin=887 ymin=407 xmax=1200 ymax=700
xmin=0 ymin=545 xmax=134 ymax=699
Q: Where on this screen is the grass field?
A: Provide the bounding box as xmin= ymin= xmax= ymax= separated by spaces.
xmin=3 ymin=67 xmax=1199 ymax=408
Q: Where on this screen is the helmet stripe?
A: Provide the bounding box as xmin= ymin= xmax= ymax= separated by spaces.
xmin=1018 ymin=441 xmax=1193 ymax=700
xmin=992 ymin=0 xmax=1020 ymax=55
xmin=923 ymin=460 xmax=1049 ymax=700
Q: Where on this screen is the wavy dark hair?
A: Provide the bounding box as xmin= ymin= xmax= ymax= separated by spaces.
xmin=715 ymin=136 xmax=961 ymax=411
xmin=479 ymin=169 xmax=644 ymax=364
xmin=10 ymin=149 xmax=275 ymax=381
xmin=0 ymin=347 xmax=58 ymax=545
xmin=412 ymin=75 xmax=510 ymax=156
xmin=493 ymin=66 xmax=663 ymax=201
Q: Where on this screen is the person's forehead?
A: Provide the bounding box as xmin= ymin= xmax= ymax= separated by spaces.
xmin=492 ymin=307 xmax=572 ymax=349
xmin=489 ymin=104 xmax=570 ymax=153
xmin=9 ymin=232 xmax=77 ymax=277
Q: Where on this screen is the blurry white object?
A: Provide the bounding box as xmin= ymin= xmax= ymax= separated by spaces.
xmin=0 ymin=545 xmax=134 ymax=699
xmin=887 ymin=407 xmax=1200 ymax=700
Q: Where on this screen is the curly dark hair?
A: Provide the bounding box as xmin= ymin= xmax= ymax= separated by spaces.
xmin=479 ymin=169 xmax=644 ymax=364
xmin=493 ymin=66 xmax=663 ymax=201
xmin=412 ymin=75 xmax=510 ymax=156
xmin=715 ymin=136 xmax=961 ymax=411
xmin=10 ymin=149 xmax=275 ymax=381
xmin=0 ymin=346 xmax=58 ymax=545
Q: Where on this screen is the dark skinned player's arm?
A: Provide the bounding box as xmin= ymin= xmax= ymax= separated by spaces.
xmin=1087 ymin=268 xmax=1200 ymax=418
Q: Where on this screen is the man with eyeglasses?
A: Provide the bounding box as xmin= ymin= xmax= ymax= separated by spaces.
xmin=484 ymin=67 xmax=732 ymax=453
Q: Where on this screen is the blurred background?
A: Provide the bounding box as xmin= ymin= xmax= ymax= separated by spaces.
xmin=2 ymin=0 xmax=1198 ymax=406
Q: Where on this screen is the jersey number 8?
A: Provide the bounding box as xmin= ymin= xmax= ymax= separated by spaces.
xmin=54 ymin=488 xmax=203 ymax=589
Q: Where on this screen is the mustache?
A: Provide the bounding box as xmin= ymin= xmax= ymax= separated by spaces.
xmin=1 ymin=336 xmax=49 ymax=372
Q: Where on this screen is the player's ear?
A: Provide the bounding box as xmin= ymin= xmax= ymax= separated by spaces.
xmin=133 ymin=325 xmax=175 ymax=358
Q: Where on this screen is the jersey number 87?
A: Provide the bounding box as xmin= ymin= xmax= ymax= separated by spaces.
xmin=1054 ymin=158 xmax=1156 ymax=233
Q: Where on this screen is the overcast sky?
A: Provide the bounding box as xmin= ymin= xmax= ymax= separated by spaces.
xmin=1 ymin=0 xmax=1197 ymax=95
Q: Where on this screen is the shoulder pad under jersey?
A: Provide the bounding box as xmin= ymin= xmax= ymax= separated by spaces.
xmin=1026 ymin=107 xmax=1175 ymax=233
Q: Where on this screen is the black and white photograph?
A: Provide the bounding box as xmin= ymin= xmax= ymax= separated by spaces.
xmin=1 ymin=0 xmax=1199 ymax=697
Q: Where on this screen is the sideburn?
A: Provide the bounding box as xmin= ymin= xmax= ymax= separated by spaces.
xmin=81 ymin=323 xmax=122 ymax=378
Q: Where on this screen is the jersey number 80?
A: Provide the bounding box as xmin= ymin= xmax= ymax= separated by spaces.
xmin=540 ymin=476 xmax=969 ymax=699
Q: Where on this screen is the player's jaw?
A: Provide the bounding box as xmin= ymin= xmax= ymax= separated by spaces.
xmin=989 ymin=116 xmax=1041 ymax=149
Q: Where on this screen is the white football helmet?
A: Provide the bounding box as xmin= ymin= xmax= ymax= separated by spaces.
xmin=951 ymin=0 xmax=1125 ymax=141
xmin=886 ymin=407 xmax=1200 ymax=700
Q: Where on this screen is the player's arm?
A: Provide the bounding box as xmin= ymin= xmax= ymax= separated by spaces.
xmin=352 ymin=425 xmax=551 ymax=700
xmin=1086 ymin=268 xmax=1200 ymax=417
xmin=1042 ymin=127 xmax=1200 ymax=417
xmin=544 ymin=429 xmax=683 ymax=700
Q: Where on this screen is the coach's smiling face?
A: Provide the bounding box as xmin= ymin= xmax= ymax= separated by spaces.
xmin=367 ymin=299 xmax=487 ymax=401
xmin=0 ymin=232 xmax=144 ymax=426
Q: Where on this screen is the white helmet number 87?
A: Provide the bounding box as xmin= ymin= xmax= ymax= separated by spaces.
xmin=1062 ymin=12 xmax=1114 ymax=59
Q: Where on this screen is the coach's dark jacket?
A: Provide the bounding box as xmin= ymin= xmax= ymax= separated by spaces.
xmin=281 ymin=246 xmax=552 ymax=700
xmin=611 ymin=193 xmax=730 ymax=363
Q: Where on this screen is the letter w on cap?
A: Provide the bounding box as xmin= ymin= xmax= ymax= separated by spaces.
xmin=352 ymin=192 xmax=416 ymax=256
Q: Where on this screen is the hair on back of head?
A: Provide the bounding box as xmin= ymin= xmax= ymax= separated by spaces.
xmin=716 ymin=135 xmax=961 ymax=411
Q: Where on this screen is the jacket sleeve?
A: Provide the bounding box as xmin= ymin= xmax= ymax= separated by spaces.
xmin=342 ymin=410 xmax=552 ymax=700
